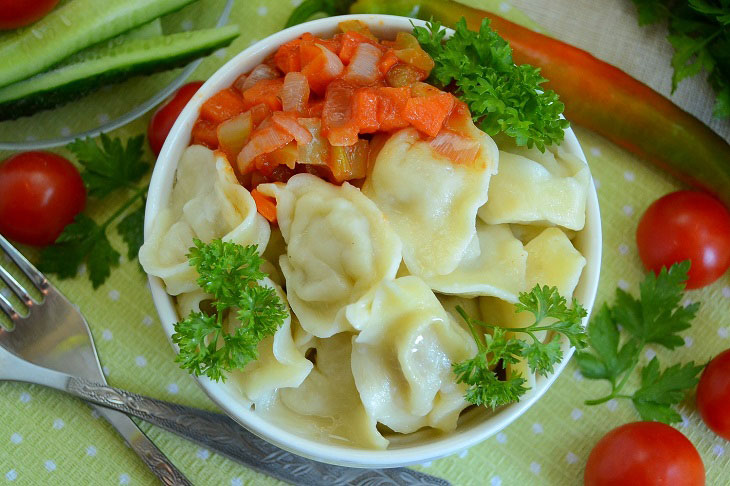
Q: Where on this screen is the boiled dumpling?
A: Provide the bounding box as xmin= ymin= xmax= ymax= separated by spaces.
xmin=478 ymin=148 xmax=589 ymax=231
xmin=279 ymin=333 xmax=388 ymax=449
xmin=423 ymin=222 xmax=527 ymax=301
xmin=346 ymin=276 xmax=477 ymax=434
xmin=140 ymin=145 xmax=271 ymax=295
xmin=257 ymin=174 xmax=402 ymax=338
xmin=363 ymin=126 xmax=498 ymax=278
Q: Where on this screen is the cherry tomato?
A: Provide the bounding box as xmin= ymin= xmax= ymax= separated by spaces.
xmin=584 ymin=422 xmax=704 ymax=486
xmin=636 ymin=190 xmax=730 ymax=289
xmin=148 ymin=81 xmax=204 ymax=156
xmin=697 ymin=349 xmax=730 ymax=440
xmin=0 ymin=151 xmax=86 ymax=246
xmin=0 ymin=0 xmax=59 ymax=30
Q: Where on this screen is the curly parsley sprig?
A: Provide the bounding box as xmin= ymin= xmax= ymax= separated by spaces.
xmin=413 ymin=18 xmax=570 ymax=151
xmin=172 ymin=239 xmax=288 ymax=382
xmin=454 ymin=285 xmax=587 ymax=409
xmin=576 ymin=261 xmax=705 ymax=424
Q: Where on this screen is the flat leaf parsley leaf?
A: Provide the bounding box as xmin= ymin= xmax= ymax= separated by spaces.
xmin=172 ymin=239 xmax=288 ymax=382
xmin=453 ymin=285 xmax=587 ymax=409
xmin=577 ymin=262 xmax=704 ymax=423
xmin=413 ymin=18 xmax=569 ymax=151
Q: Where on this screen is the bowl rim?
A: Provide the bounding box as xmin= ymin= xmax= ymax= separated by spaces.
xmin=144 ymin=13 xmax=603 ymax=468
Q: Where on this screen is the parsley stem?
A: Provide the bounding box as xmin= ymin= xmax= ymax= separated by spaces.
xmin=100 ymin=185 xmax=147 ymax=231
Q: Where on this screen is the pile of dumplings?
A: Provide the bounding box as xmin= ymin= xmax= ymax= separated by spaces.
xmin=140 ymin=119 xmax=591 ymax=450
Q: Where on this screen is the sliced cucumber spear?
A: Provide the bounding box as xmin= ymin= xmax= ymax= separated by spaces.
xmin=0 ymin=0 xmax=196 ymax=88
xmin=0 ymin=26 xmax=240 ymax=121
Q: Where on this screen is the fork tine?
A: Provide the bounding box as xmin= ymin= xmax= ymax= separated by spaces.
xmin=0 ymin=291 xmax=20 ymax=322
xmin=0 ymin=264 xmax=34 ymax=306
xmin=0 ymin=235 xmax=49 ymax=295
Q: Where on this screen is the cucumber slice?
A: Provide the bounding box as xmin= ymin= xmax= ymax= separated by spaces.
xmin=61 ymin=19 xmax=164 ymax=66
xmin=0 ymin=0 xmax=196 ymax=88
xmin=0 ymin=25 xmax=240 ymax=121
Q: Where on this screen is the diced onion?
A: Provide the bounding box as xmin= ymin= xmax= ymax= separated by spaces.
xmin=237 ymin=125 xmax=294 ymax=172
xmin=241 ymin=64 xmax=280 ymax=91
xmin=281 ymin=72 xmax=310 ymax=114
xmin=430 ymin=129 xmax=480 ymax=165
xmin=272 ymin=112 xmax=313 ymax=145
xmin=343 ymin=43 xmax=382 ymax=85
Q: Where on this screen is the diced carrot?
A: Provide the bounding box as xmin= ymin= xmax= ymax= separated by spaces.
xmin=307 ymin=99 xmax=325 ymax=117
xmin=251 ymin=189 xmax=278 ymax=223
xmin=301 ymin=44 xmax=344 ymax=95
xmin=316 ymin=35 xmax=342 ymax=55
xmin=352 ymin=87 xmax=379 ymax=133
xmin=191 ymin=119 xmax=219 ymax=148
xmin=274 ymin=39 xmax=302 ymax=73
xmin=200 ymin=89 xmax=247 ymax=124
xmin=243 ymin=78 xmax=284 ymax=111
xmin=249 ymin=103 xmax=272 ymax=127
xmin=378 ymin=50 xmax=399 ymax=75
xmin=376 ymin=86 xmax=410 ymax=132
xmin=403 ymin=92 xmax=455 ymax=137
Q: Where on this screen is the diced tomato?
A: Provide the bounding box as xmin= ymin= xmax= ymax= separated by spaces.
xmin=343 ymin=42 xmax=383 ymax=85
xmin=249 ymin=103 xmax=272 ymax=127
xmin=376 ymin=86 xmax=410 ymax=132
xmin=250 ymin=188 xmax=278 ymax=223
xmin=191 ymin=119 xmax=219 ymax=148
xmin=272 ymin=112 xmax=313 ymax=145
xmin=237 ymin=125 xmax=294 ymax=173
xmin=403 ymin=91 xmax=455 ymax=137
xmin=352 ymin=87 xmax=379 ymax=133
xmin=307 ymin=99 xmax=325 ymax=117
xmin=217 ymin=111 xmax=253 ymax=161
xmin=200 ymin=88 xmax=247 ymax=123
xmin=378 ymin=50 xmax=399 ymax=76
xmin=243 ymin=78 xmax=284 ymax=111
xmin=274 ymin=39 xmax=302 ymax=73
xmin=281 ymin=71 xmax=310 ymax=114
xmin=301 ymin=44 xmax=344 ymax=95
xmin=430 ymin=129 xmax=480 ymax=165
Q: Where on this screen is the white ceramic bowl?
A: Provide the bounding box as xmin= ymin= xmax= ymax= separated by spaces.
xmin=144 ymin=14 xmax=603 ymax=468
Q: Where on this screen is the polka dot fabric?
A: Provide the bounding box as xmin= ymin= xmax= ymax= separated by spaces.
xmin=1 ymin=0 xmax=729 ymax=484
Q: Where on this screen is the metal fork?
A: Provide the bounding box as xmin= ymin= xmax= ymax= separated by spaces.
xmin=0 ymin=235 xmax=191 ymax=486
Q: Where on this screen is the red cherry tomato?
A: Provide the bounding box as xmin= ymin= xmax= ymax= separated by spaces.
xmin=636 ymin=190 xmax=730 ymax=289
xmin=584 ymin=422 xmax=704 ymax=486
xmin=0 ymin=0 xmax=59 ymax=29
xmin=148 ymin=81 xmax=204 ymax=156
xmin=0 ymin=151 xmax=86 ymax=246
xmin=697 ymin=349 xmax=730 ymax=440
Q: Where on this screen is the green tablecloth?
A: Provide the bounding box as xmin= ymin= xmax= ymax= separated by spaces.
xmin=1 ymin=1 xmax=729 ymax=484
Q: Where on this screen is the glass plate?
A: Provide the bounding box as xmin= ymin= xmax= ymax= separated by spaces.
xmin=0 ymin=0 xmax=233 ymax=150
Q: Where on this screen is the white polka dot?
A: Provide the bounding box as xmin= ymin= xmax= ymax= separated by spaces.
xmin=530 ymin=462 xmax=541 ymax=475
xmin=214 ymin=48 xmax=226 ymax=58
xmin=102 ymin=329 xmax=113 ymax=340
xmin=458 ymin=449 xmax=469 ymax=458
xmin=722 ymin=286 xmax=730 ymax=298
xmin=684 ymin=336 xmax=693 ymax=348
xmin=10 ymin=433 xmax=22 ymax=444
xmin=19 ymin=392 xmax=31 ymax=403
xmin=532 ymin=423 xmax=543 ymax=434
xmin=420 ymin=461 xmax=432 ymax=468
xmin=257 ymin=5 xmax=268 ymax=15
xmin=142 ymin=315 xmax=154 ymax=326
xmin=624 ymin=171 xmax=635 ymax=181
xmin=622 ymin=205 xmax=634 ymax=216
xmin=197 ymin=448 xmax=210 ymax=460
xmin=119 ymin=473 xmax=130 ymax=485
xmin=713 ymin=445 xmax=725 ymax=456
xmin=5 ymin=470 xmax=17 ymax=481
xmin=571 ymin=408 xmax=583 ymax=420
xmin=590 ymin=147 xmax=601 ymax=156
xmin=86 ymin=445 xmax=97 ymax=456
xmin=60 ymin=126 xmax=71 ymax=136
xmin=682 ymin=298 xmax=694 ymax=308
xmin=135 ymin=356 xmax=147 ymax=367
xmin=97 ymin=113 xmax=110 ymax=124
xmin=167 ymin=383 xmax=179 ymax=394
xmin=602 ymin=399 xmax=616 ymax=412
xmin=718 ymin=327 xmax=729 ymax=339
xmin=53 ymin=418 xmax=64 ymax=430
xmin=490 ymin=477 xmax=502 ymax=486
xmin=593 ymin=178 xmax=601 ymax=189
xmin=496 ymin=432 xmax=507 ymax=443
xmin=680 ymin=415 xmax=690 ymax=428
xmin=108 ymin=290 xmax=120 ymax=301
xmin=499 ymin=2 xmax=510 ymax=12
xmin=618 ymin=279 xmax=630 ymax=291
xmin=181 ymin=20 xmax=193 ymax=31
xmin=645 ymin=348 xmax=656 ymax=360
xmin=231 ymin=479 xmax=243 ymax=486
xmin=566 ymin=452 xmax=578 ymax=464
xmin=573 ymin=369 xmax=584 ymax=381
xmin=618 ymin=244 xmax=629 ymax=255
xmin=103 ymin=366 xmax=110 ymax=376
xmin=44 ymin=460 xmax=56 ymax=472
xmin=291 ymin=0 xmax=302 ymax=6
